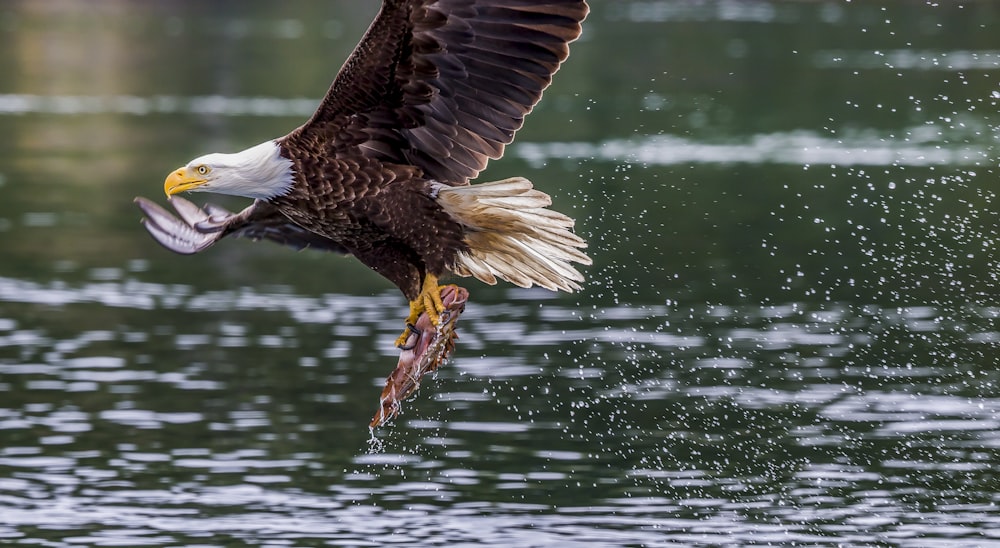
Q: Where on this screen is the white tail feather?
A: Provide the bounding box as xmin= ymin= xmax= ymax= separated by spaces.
xmin=434 ymin=177 xmax=592 ymax=293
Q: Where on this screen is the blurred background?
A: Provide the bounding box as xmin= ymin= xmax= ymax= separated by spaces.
xmin=1 ymin=1 xmax=998 ymax=545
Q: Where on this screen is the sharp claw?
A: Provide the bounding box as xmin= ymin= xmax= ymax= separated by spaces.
xmin=392 ymin=276 xmax=450 ymax=349
xmin=397 ymin=323 xmax=421 ymax=350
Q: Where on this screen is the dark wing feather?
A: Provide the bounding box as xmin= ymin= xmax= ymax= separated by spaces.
xmin=283 ymin=0 xmax=588 ymax=185
xmin=135 ymin=197 xmax=349 ymax=255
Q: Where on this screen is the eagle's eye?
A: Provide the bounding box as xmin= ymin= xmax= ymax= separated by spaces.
xmin=196 ymin=165 xmax=210 ymax=176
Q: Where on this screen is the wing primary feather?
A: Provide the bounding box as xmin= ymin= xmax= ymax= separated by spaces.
xmin=284 ymin=0 xmax=589 ymax=184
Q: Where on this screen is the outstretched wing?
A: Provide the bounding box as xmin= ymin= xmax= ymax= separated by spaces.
xmin=135 ymin=197 xmax=349 ymax=255
xmin=283 ymin=0 xmax=589 ymax=185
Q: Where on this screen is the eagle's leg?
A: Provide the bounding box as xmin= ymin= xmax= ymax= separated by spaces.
xmin=395 ymin=274 xmax=455 ymax=348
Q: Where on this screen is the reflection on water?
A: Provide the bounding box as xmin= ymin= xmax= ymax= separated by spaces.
xmin=1 ymin=279 xmax=998 ymax=544
xmin=2 ymin=0 xmax=1000 ymax=545
xmin=517 ymin=127 xmax=994 ymax=167
xmin=0 ymin=94 xmax=320 ymax=117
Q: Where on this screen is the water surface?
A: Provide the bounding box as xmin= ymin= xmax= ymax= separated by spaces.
xmin=1 ymin=1 xmax=999 ymax=545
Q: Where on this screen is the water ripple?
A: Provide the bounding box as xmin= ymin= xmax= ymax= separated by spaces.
xmin=516 ymin=127 xmax=993 ymax=168
xmin=0 ymin=277 xmax=997 ymax=544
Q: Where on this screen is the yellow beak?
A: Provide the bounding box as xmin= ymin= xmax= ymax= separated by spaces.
xmin=164 ymin=167 xmax=207 ymax=197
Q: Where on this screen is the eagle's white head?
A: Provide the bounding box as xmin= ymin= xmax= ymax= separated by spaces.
xmin=163 ymin=140 xmax=295 ymax=201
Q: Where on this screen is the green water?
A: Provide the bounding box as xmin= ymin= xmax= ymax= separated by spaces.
xmin=0 ymin=1 xmax=998 ymax=545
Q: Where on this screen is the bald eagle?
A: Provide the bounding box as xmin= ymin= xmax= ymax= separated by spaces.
xmin=136 ymin=0 xmax=591 ymax=348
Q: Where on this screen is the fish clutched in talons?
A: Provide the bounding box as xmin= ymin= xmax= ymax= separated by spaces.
xmin=396 ymin=324 xmax=422 ymax=351
xmin=371 ymin=285 xmax=469 ymax=428
xmin=394 ymin=274 xmax=455 ymax=349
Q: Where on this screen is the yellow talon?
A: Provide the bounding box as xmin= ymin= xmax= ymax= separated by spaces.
xmin=394 ymin=274 xmax=451 ymax=348
xmin=420 ymin=280 xmax=445 ymax=326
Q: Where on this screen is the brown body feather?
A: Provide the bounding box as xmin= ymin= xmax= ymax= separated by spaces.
xmin=272 ymin=153 xmax=465 ymax=299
